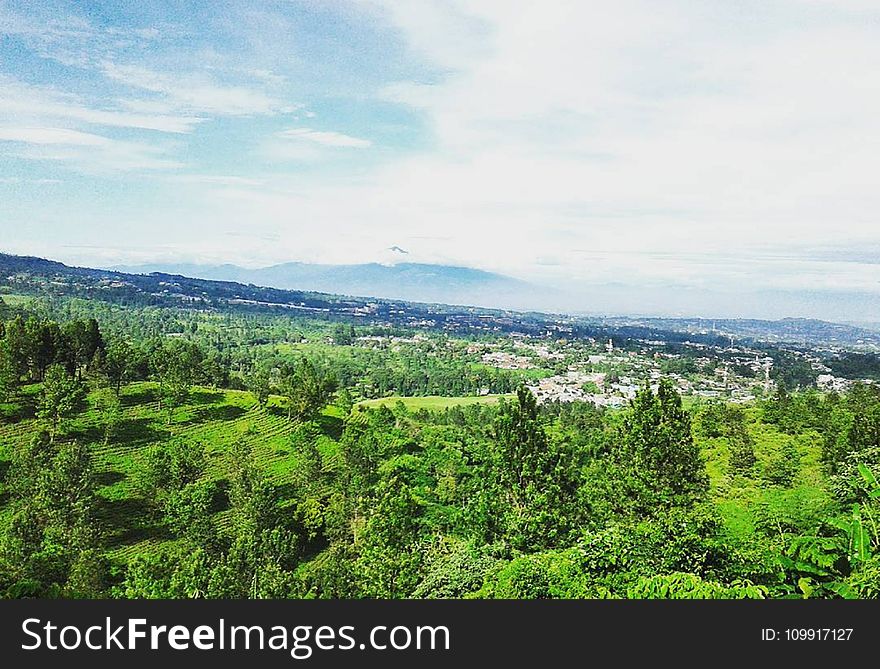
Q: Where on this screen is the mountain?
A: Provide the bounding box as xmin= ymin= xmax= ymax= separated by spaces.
xmin=0 ymin=252 xmax=563 ymax=338
xmin=3 ymin=251 xmax=879 ymax=349
xmin=111 ymin=261 xmax=553 ymax=310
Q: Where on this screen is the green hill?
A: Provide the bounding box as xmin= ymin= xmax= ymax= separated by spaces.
xmin=0 ymin=383 xmax=340 ymax=562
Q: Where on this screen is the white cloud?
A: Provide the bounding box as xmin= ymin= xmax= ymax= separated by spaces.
xmin=141 ymin=0 xmax=880 ymax=314
xmin=0 ymin=127 xmax=109 ymax=146
xmin=277 ymin=128 xmax=372 ymax=148
xmin=101 ymin=62 xmax=297 ymax=117
xmin=164 ymin=174 xmax=265 ymax=187
xmin=0 ymin=77 xmax=204 ymax=134
xmin=318 ymin=0 xmax=880 ymax=293
xmin=0 ymin=125 xmax=184 ymax=173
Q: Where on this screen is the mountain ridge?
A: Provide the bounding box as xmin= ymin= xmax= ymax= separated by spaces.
xmin=111 ymin=260 xmax=551 ymax=311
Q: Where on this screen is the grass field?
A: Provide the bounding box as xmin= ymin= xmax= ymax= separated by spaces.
xmin=0 ymin=294 xmax=33 ymax=307
xmin=356 ymin=394 xmax=514 ymax=411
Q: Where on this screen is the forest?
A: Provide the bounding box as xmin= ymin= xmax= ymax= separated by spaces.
xmin=1 ymin=293 xmax=879 ymax=599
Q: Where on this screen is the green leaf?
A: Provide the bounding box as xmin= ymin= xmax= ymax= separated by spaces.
xmin=826 ymin=581 xmax=859 ymax=600
xmin=797 ymin=577 xmax=814 ymax=599
xmin=851 ymin=510 xmax=870 ymax=563
xmin=858 ymin=463 xmax=878 ymax=490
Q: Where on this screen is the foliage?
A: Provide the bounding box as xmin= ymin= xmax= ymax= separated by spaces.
xmin=609 ymin=380 xmax=708 ymax=512
xmin=36 ymin=364 xmax=87 ymax=440
xmin=1 ymin=304 xmax=879 ymax=600
xmin=280 ymin=359 xmax=337 ymax=423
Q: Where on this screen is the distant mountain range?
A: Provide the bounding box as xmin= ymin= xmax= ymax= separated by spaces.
xmin=112 ymin=261 xmax=554 ymax=310
xmin=2 ymin=251 xmax=880 ymax=348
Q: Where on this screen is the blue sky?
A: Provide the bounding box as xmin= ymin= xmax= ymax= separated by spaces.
xmin=2 ymin=1 xmax=880 ymax=319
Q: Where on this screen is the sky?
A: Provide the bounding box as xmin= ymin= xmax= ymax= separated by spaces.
xmin=2 ymin=0 xmax=880 ymax=320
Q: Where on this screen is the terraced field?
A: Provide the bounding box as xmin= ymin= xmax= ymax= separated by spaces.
xmin=0 ymin=382 xmax=344 ymax=562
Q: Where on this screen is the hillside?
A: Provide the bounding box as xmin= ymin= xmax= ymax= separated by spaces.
xmin=113 ymin=260 xmax=551 ymax=311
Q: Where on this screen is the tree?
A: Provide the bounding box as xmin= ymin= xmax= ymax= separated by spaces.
xmin=3 ymin=316 xmax=30 ymax=382
xmin=764 ymin=439 xmax=801 ymax=487
xmin=61 ymin=319 xmax=103 ymax=380
xmin=152 ymin=339 xmax=204 ymax=419
xmin=94 ymin=389 xmax=123 ymax=446
xmin=140 ymin=441 xmax=213 ymax=544
xmin=729 ymin=430 xmax=757 ymax=476
xmin=280 ymin=359 xmax=336 ymax=423
xmin=488 ymin=386 xmax=582 ymax=550
xmin=28 ymin=317 xmax=61 ymax=380
xmin=700 ymin=402 xmax=756 ymax=476
xmin=0 ymin=338 xmax=17 ymax=401
xmin=162 ymin=481 xmax=217 ymax=547
xmin=2 ymin=438 xmax=101 ymax=596
xmin=7 ymin=431 xmax=54 ymax=500
xmin=142 ymin=440 xmax=206 ymax=497
xmin=42 ymin=440 xmax=98 ymax=549
xmin=821 ymin=385 xmax=880 ymax=477
xmin=356 ymin=473 xmax=426 ymax=598
xmin=103 ymin=338 xmax=132 ymax=396
xmin=246 ymin=365 xmax=273 ymax=408
xmin=228 ymin=441 xmax=276 ymax=536
xmin=336 ymin=386 xmax=354 ymax=415
xmin=614 ymin=379 xmax=708 ymax=511
xmin=36 ymin=364 xmax=87 ymax=441
xmin=202 ymin=352 xmax=229 ymax=389
xmin=332 ymin=323 xmax=355 ymax=346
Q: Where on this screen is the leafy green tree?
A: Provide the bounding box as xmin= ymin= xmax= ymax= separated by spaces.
xmin=103 ymin=338 xmax=133 ymax=396
xmin=152 ymin=339 xmax=204 ymax=419
xmin=64 ymin=548 xmax=111 ymax=598
xmin=163 ymin=481 xmax=217 ymax=547
xmin=0 ymin=338 xmax=17 ymax=401
xmin=1 ymin=438 xmax=101 ymax=596
xmin=140 ymin=440 xmax=209 ymax=541
xmin=228 ymin=441 xmax=276 ymax=536
xmin=613 ymin=379 xmax=708 ymax=511
xmin=336 ymin=386 xmax=354 ymax=415
xmin=245 ymin=365 xmax=273 ymax=407
xmin=764 ymin=439 xmax=801 ymax=487
xmin=42 ymin=440 xmax=98 ymax=548
xmin=487 ymin=387 xmax=582 ymax=550
xmin=280 ymin=359 xmax=336 ymax=423
xmin=721 ymin=405 xmax=757 ymax=476
xmin=202 ymin=351 xmax=229 ymax=389
xmin=729 ymin=431 xmax=757 ymax=476
xmin=36 ymin=364 xmax=87 ymax=441
xmin=332 ymin=323 xmax=355 ymax=346
xmin=27 ymin=317 xmax=61 ymax=380
xmin=356 ymin=473 xmax=426 ymax=598
xmin=3 ymin=316 xmax=31 ymax=381
xmin=61 ymin=318 xmax=103 ymax=379
xmin=142 ymin=440 xmax=206 ymax=496
xmin=412 ymin=539 xmax=500 ymax=598
xmin=94 ymin=389 xmax=123 ymax=446
xmin=7 ymin=431 xmax=54 ymax=500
